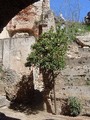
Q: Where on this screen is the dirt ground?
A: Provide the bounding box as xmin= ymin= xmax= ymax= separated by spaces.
xmin=0 ymin=72 xmax=90 ymax=120
xmin=0 ymin=106 xmax=90 ymax=120
xmin=0 ymin=76 xmax=90 ymax=120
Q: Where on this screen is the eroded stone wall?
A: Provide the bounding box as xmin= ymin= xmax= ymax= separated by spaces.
xmin=0 ymin=37 xmax=35 ymax=75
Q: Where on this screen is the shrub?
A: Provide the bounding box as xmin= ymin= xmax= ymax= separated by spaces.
xmin=68 ymin=97 xmax=82 ymax=117
xmin=86 ymin=78 xmax=90 ymax=85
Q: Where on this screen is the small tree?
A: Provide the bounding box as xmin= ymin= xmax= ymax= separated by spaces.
xmin=25 ymin=27 xmax=67 ymax=114
xmin=25 ymin=26 xmax=72 ymax=114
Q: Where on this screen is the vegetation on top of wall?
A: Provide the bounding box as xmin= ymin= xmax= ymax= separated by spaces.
xmin=57 ymin=21 xmax=88 ymax=40
xmin=84 ymin=24 xmax=90 ymax=31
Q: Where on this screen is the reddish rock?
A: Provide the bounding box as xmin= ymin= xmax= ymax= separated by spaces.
xmin=0 ymin=0 xmax=55 ymax=39
xmin=6 ymin=4 xmax=40 ymax=37
xmin=6 ymin=0 xmax=55 ymax=38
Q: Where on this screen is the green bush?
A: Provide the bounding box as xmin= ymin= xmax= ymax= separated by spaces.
xmin=84 ymin=25 xmax=90 ymax=31
xmin=86 ymin=79 xmax=90 ymax=85
xmin=68 ymin=97 xmax=82 ymax=117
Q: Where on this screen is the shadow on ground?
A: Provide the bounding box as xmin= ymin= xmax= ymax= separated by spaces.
xmin=82 ymin=114 xmax=90 ymax=117
xmin=44 ymin=119 xmax=55 ymax=120
xmin=0 ymin=112 xmax=20 ymax=120
xmin=9 ymin=89 xmax=44 ymax=115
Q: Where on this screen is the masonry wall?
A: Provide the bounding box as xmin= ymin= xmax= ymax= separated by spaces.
xmin=0 ymin=36 xmax=35 ymax=75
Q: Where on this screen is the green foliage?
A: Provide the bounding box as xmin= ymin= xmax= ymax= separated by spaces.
xmin=26 ymin=28 xmax=69 ymax=71
xmin=25 ymin=21 xmax=84 ymax=115
xmin=66 ymin=22 xmax=85 ymax=37
xmin=26 ymin=20 xmax=86 ymax=72
xmin=86 ymin=79 xmax=90 ymax=85
xmin=0 ymin=66 xmax=3 ymax=73
xmin=56 ymin=21 xmax=87 ymax=42
xmin=68 ymin=97 xmax=82 ymax=117
xmin=84 ymin=25 xmax=90 ymax=31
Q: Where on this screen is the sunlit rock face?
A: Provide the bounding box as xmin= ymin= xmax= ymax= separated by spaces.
xmin=0 ymin=0 xmax=39 ymax=33
xmin=0 ymin=27 xmax=9 ymax=39
xmin=6 ymin=0 xmax=43 ymax=38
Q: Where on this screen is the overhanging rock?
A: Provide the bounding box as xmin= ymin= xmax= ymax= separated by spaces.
xmin=0 ymin=0 xmax=39 ymax=32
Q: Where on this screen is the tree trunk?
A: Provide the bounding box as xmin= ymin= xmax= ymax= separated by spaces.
xmin=52 ymin=71 xmax=57 ymax=114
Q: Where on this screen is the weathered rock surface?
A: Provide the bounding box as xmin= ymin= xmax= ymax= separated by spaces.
xmin=6 ymin=0 xmax=43 ymax=38
xmin=2 ymin=37 xmax=35 ymax=74
xmin=4 ymin=69 xmax=34 ymax=103
xmin=0 ymin=0 xmax=39 ymax=33
xmin=0 ymin=95 xmax=10 ymax=107
xmin=3 ymin=69 xmax=21 ymax=101
xmin=0 ymin=36 xmax=35 ymax=102
xmin=53 ymin=33 xmax=90 ymax=115
xmin=0 ymin=0 xmax=55 ymax=38
xmin=0 ymin=37 xmax=35 ymax=102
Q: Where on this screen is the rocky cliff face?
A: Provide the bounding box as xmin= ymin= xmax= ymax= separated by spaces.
xmin=54 ymin=33 xmax=90 ymax=115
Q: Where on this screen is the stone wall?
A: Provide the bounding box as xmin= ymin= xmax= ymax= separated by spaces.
xmin=0 ymin=36 xmax=35 ymax=75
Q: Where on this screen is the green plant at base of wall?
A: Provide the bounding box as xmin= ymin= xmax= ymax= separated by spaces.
xmin=68 ymin=96 xmax=82 ymax=117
